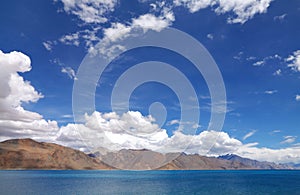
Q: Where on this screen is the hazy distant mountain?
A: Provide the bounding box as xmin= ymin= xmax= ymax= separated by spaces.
xmin=95 ymin=149 xmax=252 ymax=170
xmin=0 ymin=139 xmax=295 ymax=170
xmin=94 ymin=149 xmax=293 ymax=170
xmin=218 ymin=154 xmax=292 ymax=169
xmin=279 ymin=162 xmax=300 ymax=169
xmin=157 ymin=153 xmax=251 ymax=170
xmin=0 ymin=138 xmax=114 ymax=170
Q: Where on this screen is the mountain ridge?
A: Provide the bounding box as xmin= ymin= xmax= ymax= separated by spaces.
xmin=0 ymin=138 xmax=295 ymax=170
xmin=0 ymin=138 xmax=115 ymax=170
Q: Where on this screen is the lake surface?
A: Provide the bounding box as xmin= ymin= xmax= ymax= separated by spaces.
xmin=1 ymin=170 xmax=300 ymax=194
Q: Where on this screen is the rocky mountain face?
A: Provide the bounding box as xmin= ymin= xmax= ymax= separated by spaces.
xmin=95 ymin=149 xmax=179 ymax=170
xmin=0 ymin=139 xmax=295 ymax=170
xmin=0 ymin=138 xmax=114 ymax=170
xmin=95 ymin=149 xmax=250 ymax=170
xmin=95 ymin=150 xmax=292 ymax=170
xmin=158 ymin=153 xmax=251 ymax=170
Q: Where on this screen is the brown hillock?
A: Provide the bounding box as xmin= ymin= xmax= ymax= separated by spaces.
xmin=0 ymin=138 xmax=115 ymax=170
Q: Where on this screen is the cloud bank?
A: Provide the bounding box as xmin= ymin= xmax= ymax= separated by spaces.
xmin=1 ymin=50 xmax=300 ymax=164
xmin=0 ymin=50 xmax=59 ymax=141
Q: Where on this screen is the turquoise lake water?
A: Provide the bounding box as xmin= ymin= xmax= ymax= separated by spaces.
xmin=1 ymin=170 xmax=300 ymax=194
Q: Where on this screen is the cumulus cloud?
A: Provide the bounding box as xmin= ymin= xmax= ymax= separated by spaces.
xmin=103 ymin=23 xmax=132 ymax=42
xmin=56 ymin=111 xmax=169 ymax=151
xmin=56 ymin=110 xmax=300 ymax=163
xmin=296 ymin=95 xmax=300 ymax=101
xmin=57 ymin=112 xmax=242 ymax=155
xmin=58 ymin=0 xmax=118 ymax=24
xmin=132 ymin=12 xmax=175 ymax=32
xmin=174 ymin=0 xmax=273 ymax=24
xmin=236 ymin=145 xmax=300 ymax=164
xmin=0 ymin=50 xmax=59 ymax=141
xmin=286 ymin=50 xmax=300 ymax=72
xmin=2 ymin=50 xmax=300 ymax=163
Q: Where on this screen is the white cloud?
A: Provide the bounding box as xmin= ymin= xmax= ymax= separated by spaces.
xmin=243 ymin=130 xmax=256 ymax=140
xmin=246 ymin=56 xmax=256 ymax=61
xmin=174 ymin=0 xmax=273 ymax=24
xmin=58 ymin=0 xmax=118 ymax=24
xmin=54 ymin=0 xmax=273 ymax=53
xmin=61 ymin=114 xmax=73 ymax=118
xmin=42 ymin=41 xmax=53 ymax=51
xmin=168 ymin=119 xmax=180 ymax=125
xmin=270 ymin=129 xmax=281 ymax=134
xmin=58 ymin=0 xmax=272 ymax=27
xmin=253 ymin=60 xmax=264 ymax=66
xmin=0 ymin=50 xmax=59 ymax=141
xmin=56 ymin=111 xmax=300 ymax=163
xmin=1 ymin=63 xmax=300 ymax=164
xmin=216 ymin=0 xmax=273 ymax=24
xmin=103 ymin=23 xmax=132 ymax=42
xmin=273 ymin=69 xmax=281 ymax=76
xmin=199 ymin=95 xmax=211 ymax=100
xmin=207 ymin=33 xmax=214 ymax=40
xmin=274 ymin=13 xmax=287 ymax=21
xmin=280 ymin=136 xmax=297 ymax=144
xmin=54 ymin=2 xmax=175 ymax=52
xmin=296 ymin=95 xmax=300 ymax=101
xmin=55 ymin=112 xmax=234 ymax=158
xmin=236 ymin=145 xmax=300 ymax=164
xmin=132 ymin=12 xmax=175 ymax=32
xmin=51 ymin=58 xmax=78 ymax=80
xmin=57 ymin=113 xmax=243 ymax=155
xmin=59 ymin=32 xmax=80 ymax=46
xmin=174 ymin=0 xmax=215 ymax=12
xmin=2 ymin=51 xmax=300 ymax=163
xmin=286 ymin=50 xmax=300 ymax=72
xmin=252 ymin=54 xmax=282 ymax=67
xmin=56 ymin=111 xmax=169 ymax=151
xmin=92 ymin=11 xmax=175 ymax=59
xmin=46 ymin=28 xmax=101 ymax=52
xmin=264 ymin=90 xmax=278 ymax=95
xmin=61 ymin=67 xmax=77 ymax=80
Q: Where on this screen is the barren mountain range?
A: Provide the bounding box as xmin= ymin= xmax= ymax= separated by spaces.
xmin=0 ymin=138 xmax=293 ymax=170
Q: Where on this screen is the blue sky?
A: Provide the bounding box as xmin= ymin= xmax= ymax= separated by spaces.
xmin=1 ymin=0 xmax=300 ymax=163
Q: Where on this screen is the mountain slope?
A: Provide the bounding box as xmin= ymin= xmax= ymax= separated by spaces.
xmin=158 ymin=153 xmax=252 ymax=170
xmin=0 ymin=138 xmax=115 ymax=170
xmin=94 ymin=149 xmax=292 ymax=170
xmin=218 ymin=154 xmax=292 ymax=169
xmin=0 ymin=138 xmax=294 ymax=170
